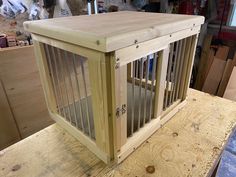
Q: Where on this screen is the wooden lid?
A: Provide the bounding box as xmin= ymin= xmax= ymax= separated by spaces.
xmin=24 ymin=11 xmax=204 ymax=52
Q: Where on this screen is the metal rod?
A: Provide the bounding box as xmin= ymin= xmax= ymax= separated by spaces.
xmin=64 ymin=51 xmax=79 ymax=128
xmin=143 ymin=56 xmax=150 ymax=126
xmin=80 ymin=59 xmax=92 ymax=137
xmin=49 ymin=46 xmax=66 ymax=118
xmin=131 ymin=61 xmax=135 ymax=136
xmin=56 ymin=48 xmax=73 ymax=124
xmin=72 ymin=54 xmax=85 ymax=132
xmin=164 ymin=44 xmax=174 ymax=109
xmin=138 ymin=58 xmax=143 ymax=130
xmin=149 ymin=53 xmax=157 ymax=122
xmin=44 ymin=44 xmax=61 ymax=115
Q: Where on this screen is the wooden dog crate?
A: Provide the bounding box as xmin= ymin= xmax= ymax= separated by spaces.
xmin=24 ymin=11 xmax=204 ymax=164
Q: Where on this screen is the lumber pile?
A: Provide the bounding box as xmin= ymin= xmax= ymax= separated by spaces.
xmin=195 ymin=36 xmax=236 ymax=101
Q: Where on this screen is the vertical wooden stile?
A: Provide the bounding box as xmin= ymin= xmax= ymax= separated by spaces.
xmin=153 ymin=46 xmax=170 ymax=118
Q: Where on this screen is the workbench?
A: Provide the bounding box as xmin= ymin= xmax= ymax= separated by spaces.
xmin=1 ymin=89 xmax=236 ymax=177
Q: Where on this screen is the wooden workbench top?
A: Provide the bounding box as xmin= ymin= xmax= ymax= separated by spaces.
xmin=24 ymin=11 xmax=204 ymax=52
xmin=1 ymin=89 xmax=236 ymax=177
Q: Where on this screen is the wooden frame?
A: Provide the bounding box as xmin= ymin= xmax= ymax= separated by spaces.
xmin=26 ymin=12 xmax=203 ymax=164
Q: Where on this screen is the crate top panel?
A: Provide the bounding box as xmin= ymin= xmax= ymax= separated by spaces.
xmin=24 ymin=11 xmax=204 ymax=53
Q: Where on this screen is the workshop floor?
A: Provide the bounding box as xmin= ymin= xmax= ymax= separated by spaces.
xmin=216 ymin=128 xmax=236 ymax=177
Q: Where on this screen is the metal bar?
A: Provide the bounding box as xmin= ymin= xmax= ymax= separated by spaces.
xmin=80 ymin=58 xmax=92 ymax=137
xmin=175 ymin=38 xmax=187 ymax=100
xmin=131 ymin=61 xmax=135 ymax=136
xmin=137 ymin=58 xmax=143 ymax=130
xmin=149 ymin=53 xmax=157 ymax=122
xmin=56 ymin=48 xmax=73 ymax=123
xmin=143 ymin=56 xmax=150 ymax=126
xmin=44 ymin=44 xmax=61 ymax=115
xmin=72 ymin=54 xmax=85 ymax=132
xmin=64 ymin=51 xmax=79 ymax=128
xmin=164 ymin=44 xmax=174 ymax=109
xmin=49 ymin=46 xmax=66 ymax=118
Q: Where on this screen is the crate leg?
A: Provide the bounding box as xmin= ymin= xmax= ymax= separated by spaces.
xmin=115 ymin=64 xmax=128 ymax=151
xmin=153 ymin=46 xmax=170 ymax=118
xmin=87 ymin=52 xmax=114 ymax=160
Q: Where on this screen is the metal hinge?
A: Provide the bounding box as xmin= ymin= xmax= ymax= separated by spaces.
xmin=116 ymin=104 xmax=126 ymax=117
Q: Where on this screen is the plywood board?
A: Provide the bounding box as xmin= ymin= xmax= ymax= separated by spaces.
xmin=1 ymin=89 xmax=236 ymax=177
xmin=0 ymin=46 xmax=53 ymax=138
xmin=24 ymin=11 xmax=204 ymax=52
xmin=202 ymin=58 xmax=226 ymax=95
xmin=223 ymin=67 xmax=236 ymax=101
xmin=0 ymin=80 xmax=21 ymax=150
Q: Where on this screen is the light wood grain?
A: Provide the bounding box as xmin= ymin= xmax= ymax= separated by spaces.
xmin=202 ymin=58 xmax=226 ymax=95
xmin=0 ymin=80 xmax=21 ymax=150
xmin=24 ymin=11 xmax=204 ymax=52
xmin=217 ymin=59 xmax=234 ymax=97
xmin=223 ymin=67 xmax=236 ymax=101
xmin=1 ymin=89 xmax=236 ymax=177
xmin=0 ymin=46 xmax=53 ymax=138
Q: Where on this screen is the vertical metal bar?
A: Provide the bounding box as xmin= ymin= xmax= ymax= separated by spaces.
xmin=56 ymin=48 xmax=73 ymax=123
xmin=49 ymin=46 xmax=66 ymax=118
xmin=138 ymin=58 xmax=143 ymax=130
xmin=149 ymin=53 xmax=157 ymax=122
xmin=143 ymin=56 xmax=150 ymax=126
xmin=81 ymin=58 xmax=92 ymax=137
xmin=131 ymin=61 xmax=135 ymax=136
xmin=175 ymin=38 xmax=187 ymax=100
xmin=164 ymin=44 xmax=174 ymax=109
xmin=64 ymin=51 xmax=79 ymax=128
xmin=44 ymin=44 xmax=61 ymax=115
xmin=72 ymin=54 xmax=85 ymax=132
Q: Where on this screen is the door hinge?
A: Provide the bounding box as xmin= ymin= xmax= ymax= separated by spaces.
xmin=116 ymin=104 xmax=126 ymax=117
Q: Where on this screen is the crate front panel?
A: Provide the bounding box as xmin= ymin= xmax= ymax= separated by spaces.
xmin=43 ymin=43 xmax=95 ymax=139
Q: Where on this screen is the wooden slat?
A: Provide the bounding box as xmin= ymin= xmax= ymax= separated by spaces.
xmin=215 ymin=46 xmax=229 ymax=61
xmin=153 ymin=47 xmax=170 ymax=118
xmin=217 ymin=59 xmax=234 ymax=97
xmin=202 ymin=58 xmax=226 ymax=95
xmin=194 ymin=34 xmax=212 ymax=90
xmin=223 ymin=67 xmax=236 ymax=101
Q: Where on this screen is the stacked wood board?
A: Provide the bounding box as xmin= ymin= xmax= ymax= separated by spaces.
xmin=195 ymin=40 xmax=236 ymax=100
